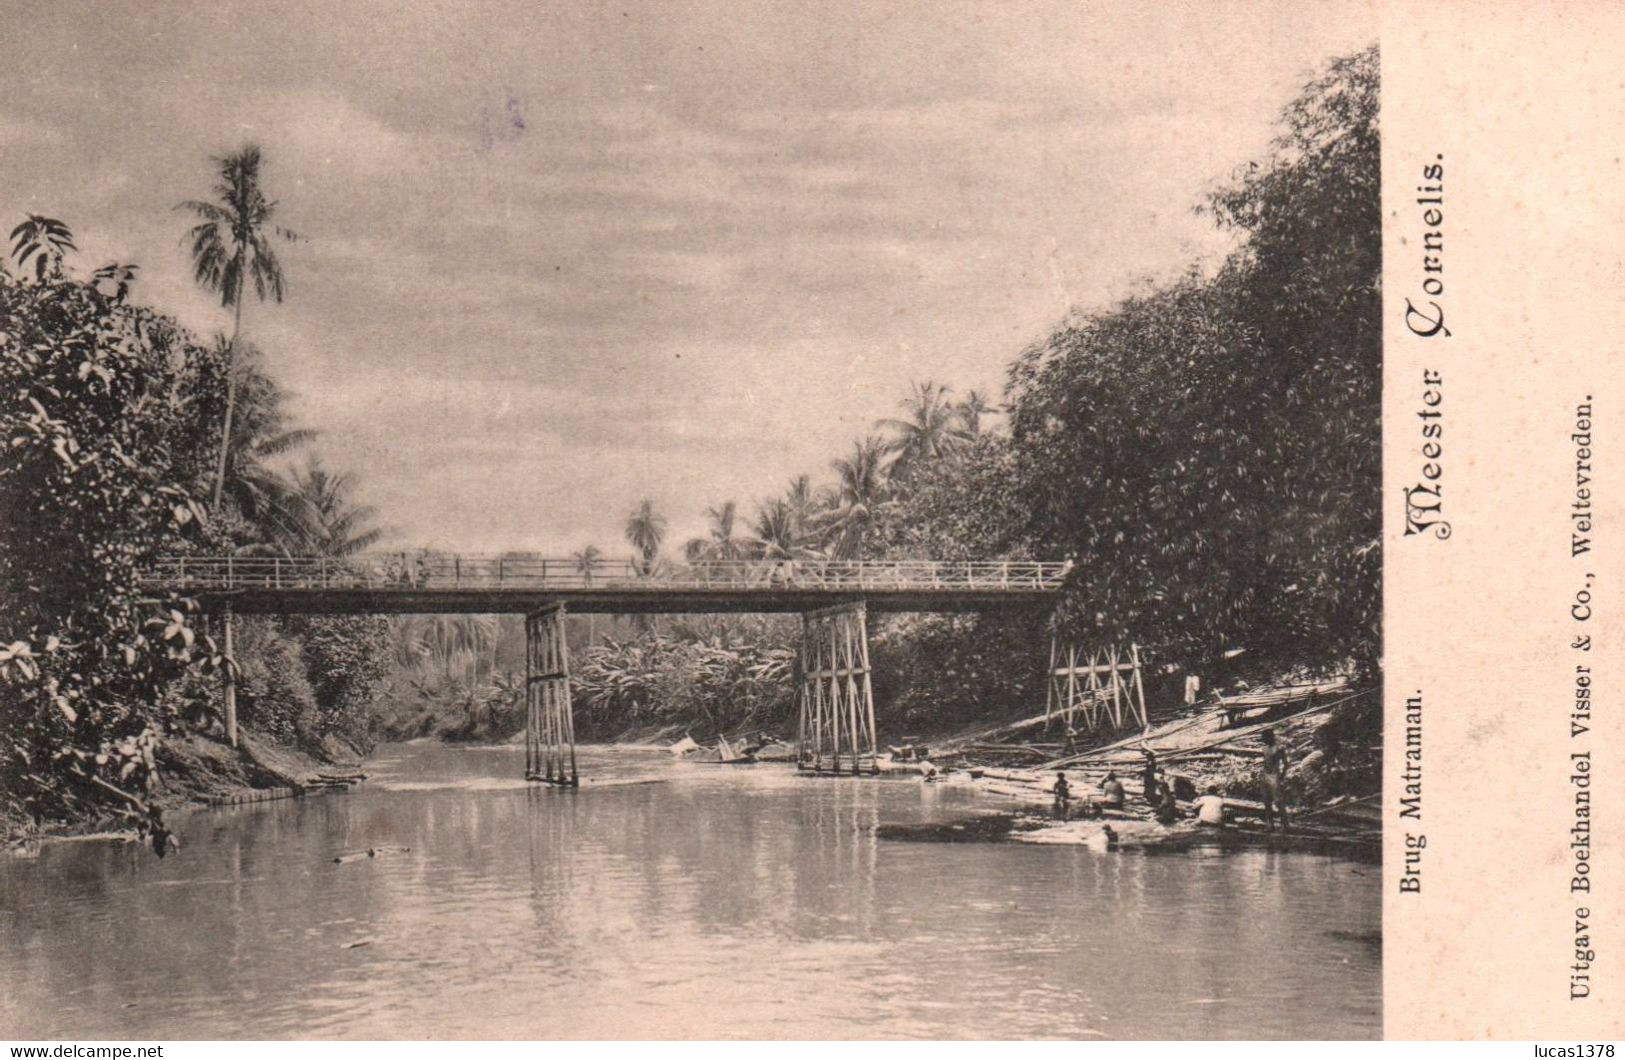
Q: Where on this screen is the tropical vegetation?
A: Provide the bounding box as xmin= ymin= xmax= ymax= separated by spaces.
xmin=570 ymin=46 xmax=1381 ymax=738
xmin=2 ymin=145 xmax=394 ymax=848
xmin=3 ymin=46 xmax=1380 ymax=841
xmin=180 ymin=145 xmax=300 ymax=509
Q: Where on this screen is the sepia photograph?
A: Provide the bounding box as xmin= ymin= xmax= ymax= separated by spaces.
xmin=1 ymin=1 xmax=1385 ymax=1042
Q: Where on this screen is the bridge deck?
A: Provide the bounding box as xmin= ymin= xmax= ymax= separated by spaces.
xmin=145 ymin=555 xmax=1068 ymax=614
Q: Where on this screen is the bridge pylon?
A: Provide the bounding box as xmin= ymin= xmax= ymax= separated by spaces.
xmin=1045 ymin=639 xmax=1149 ymax=734
xmin=796 ymin=599 xmax=879 ymax=774
xmin=525 ymin=604 xmax=577 ymax=786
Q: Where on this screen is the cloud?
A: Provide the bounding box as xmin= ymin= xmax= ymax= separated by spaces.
xmin=0 ymin=111 xmax=66 ymax=148
xmin=0 ymin=1 xmax=1376 ymax=554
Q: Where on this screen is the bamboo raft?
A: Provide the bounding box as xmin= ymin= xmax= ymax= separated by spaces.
xmin=202 ymin=770 xmax=367 ymax=806
xmin=203 ymin=786 xmax=302 ymax=807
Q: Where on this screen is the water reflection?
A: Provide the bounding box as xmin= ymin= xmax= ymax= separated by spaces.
xmin=0 ymin=744 xmax=1379 ymax=1039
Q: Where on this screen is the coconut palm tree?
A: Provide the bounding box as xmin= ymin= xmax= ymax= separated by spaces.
xmin=784 ymin=475 xmax=817 ymax=537
xmin=684 ymin=501 xmax=748 ymax=563
xmin=179 ymin=145 xmax=300 ymax=511
xmin=877 ymin=379 xmax=969 ymax=480
xmin=624 ymin=499 xmax=667 ymax=575
xmin=216 ymin=342 xmax=316 ymax=547
xmin=750 ymin=498 xmax=823 ymax=560
xmin=395 ymin=614 xmax=499 ymax=682
xmin=571 ymin=545 xmax=604 ymax=583
xmin=572 ymin=545 xmax=604 ymax=644
xmin=957 ymin=389 xmax=997 ymax=436
xmin=750 ymin=499 xmax=797 ymax=559
xmin=287 ymin=457 xmax=385 ymax=557
xmin=810 ymin=436 xmax=893 ymax=558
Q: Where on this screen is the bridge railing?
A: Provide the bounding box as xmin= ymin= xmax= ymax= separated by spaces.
xmin=144 ymin=554 xmax=1071 ymax=593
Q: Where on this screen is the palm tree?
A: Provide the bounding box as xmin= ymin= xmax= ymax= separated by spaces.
xmin=395 ymin=614 xmax=499 ymax=682
xmin=217 ymin=342 xmax=316 ymax=547
xmin=784 ymin=475 xmax=816 ymax=538
xmin=810 ymin=436 xmax=893 ymax=558
xmin=288 ymin=457 xmax=384 ymax=557
xmin=957 ymin=389 xmax=997 ymax=436
xmin=751 ymin=475 xmax=828 ymax=562
xmin=179 ymin=145 xmax=300 ymax=511
xmin=572 ymin=545 xmax=604 ymax=644
xmin=684 ymin=501 xmax=748 ymax=563
xmin=624 ymin=499 xmax=667 ymax=575
xmin=571 ymin=545 xmax=604 ymax=583
xmin=750 ymin=500 xmax=796 ymax=559
xmin=877 ymin=379 xmax=968 ymax=480
xmin=8 ymin=215 xmax=76 ymax=281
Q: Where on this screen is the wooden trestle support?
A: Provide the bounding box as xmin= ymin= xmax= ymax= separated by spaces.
xmin=796 ymin=600 xmax=879 ymax=774
xmin=525 ymin=605 xmax=577 ymax=786
xmin=1045 ymin=640 xmax=1150 ymax=733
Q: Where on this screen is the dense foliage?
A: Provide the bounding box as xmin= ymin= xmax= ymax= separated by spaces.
xmin=0 ymin=259 xmax=222 ymax=848
xmin=3 ymin=146 xmax=397 ymax=846
xmin=568 ymin=47 xmax=1380 ymax=737
xmin=1006 ymin=45 xmax=1379 ymax=676
xmin=281 ymin=615 xmax=393 ymax=748
xmin=574 ymin=620 xmax=797 ymax=738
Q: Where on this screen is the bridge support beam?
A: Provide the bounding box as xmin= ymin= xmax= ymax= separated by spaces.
xmin=525 ymin=604 xmax=577 ymax=786
xmin=1046 ymin=639 xmax=1149 ymax=734
xmin=222 ymin=604 xmax=238 ymax=749
xmin=797 ymin=600 xmax=878 ymax=774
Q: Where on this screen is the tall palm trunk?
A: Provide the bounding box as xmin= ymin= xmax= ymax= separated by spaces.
xmin=210 ymin=269 xmax=246 ymax=511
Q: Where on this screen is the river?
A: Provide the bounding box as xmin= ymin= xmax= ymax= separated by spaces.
xmin=0 ymin=742 xmax=1380 ymax=1040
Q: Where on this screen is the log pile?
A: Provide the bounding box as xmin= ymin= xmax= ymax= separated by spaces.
xmin=944 ymin=686 xmax=1380 ymax=853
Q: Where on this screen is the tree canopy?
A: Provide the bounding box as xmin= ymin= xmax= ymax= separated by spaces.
xmin=1005 ymin=44 xmax=1380 ymax=675
xmin=0 ymin=229 xmax=222 ymax=850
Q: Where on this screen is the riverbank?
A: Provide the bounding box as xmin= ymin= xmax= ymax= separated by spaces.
xmin=637 ymin=678 xmax=1381 ymax=855
xmin=4 ymin=727 xmax=365 ymax=850
xmin=359 ymin=662 xmax=1382 ymax=863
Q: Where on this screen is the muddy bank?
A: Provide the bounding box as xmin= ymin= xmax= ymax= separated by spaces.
xmin=5 ymin=727 xmax=365 ymax=849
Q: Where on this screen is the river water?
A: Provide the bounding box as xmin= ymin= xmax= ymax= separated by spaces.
xmin=1 ymin=742 xmax=1380 ymax=1040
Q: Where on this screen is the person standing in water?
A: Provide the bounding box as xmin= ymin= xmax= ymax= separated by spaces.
xmin=1153 ymin=779 xmax=1179 ymax=825
xmin=1099 ymin=771 xmax=1126 ymax=811
xmin=1052 ymin=770 xmax=1073 ymax=820
xmin=1260 ymin=730 xmax=1290 ymax=831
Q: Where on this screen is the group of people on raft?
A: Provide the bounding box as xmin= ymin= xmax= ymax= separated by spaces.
xmin=1049 ymin=729 xmax=1291 ymax=831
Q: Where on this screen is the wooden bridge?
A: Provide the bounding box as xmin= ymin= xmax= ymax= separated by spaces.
xmin=145 ymin=554 xmax=1069 ymax=613
xmin=144 ymin=554 xmax=1146 ymax=787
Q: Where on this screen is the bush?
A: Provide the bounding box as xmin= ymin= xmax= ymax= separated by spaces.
xmin=870 ymin=613 xmax=1048 ymax=732
xmin=0 ymin=261 xmax=220 ymax=850
xmin=230 ymin=619 xmax=319 ymax=746
xmin=574 ymin=627 xmax=796 ymax=738
xmin=282 ymin=615 xmax=392 ymax=748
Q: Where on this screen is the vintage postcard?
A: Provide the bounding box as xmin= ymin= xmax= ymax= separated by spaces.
xmin=0 ymin=0 xmax=1616 ymax=1046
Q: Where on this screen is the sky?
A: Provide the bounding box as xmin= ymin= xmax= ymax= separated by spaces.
xmin=3 ymin=0 xmax=1373 ymax=555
